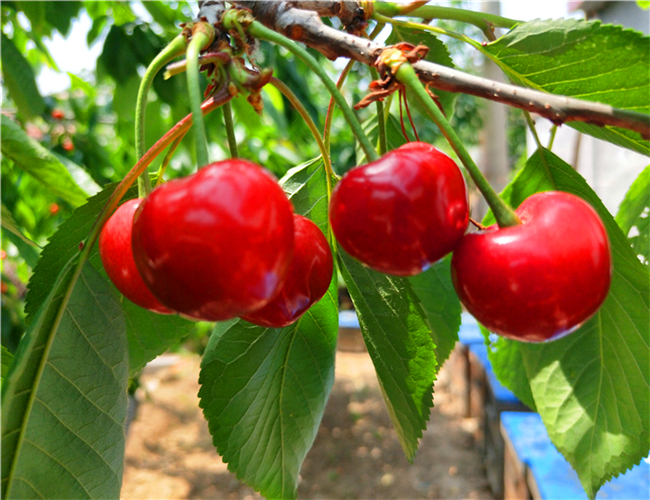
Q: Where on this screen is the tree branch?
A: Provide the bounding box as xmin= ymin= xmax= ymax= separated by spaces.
xmin=207 ymin=1 xmax=650 ymax=139
xmin=252 ymin=3 xmax=650 ymax=138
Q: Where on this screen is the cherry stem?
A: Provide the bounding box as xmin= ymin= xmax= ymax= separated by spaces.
xmin=324 ymin=59 xmax=354 ymax=153
xmin=369 ymin=64 xmax=387 ymax=155
xmin=135 ymin=34 xmax=187 ymax=197
xmin=186 ymin=24 xmax=215 ymax=169
xmin=270 ymin=78 xmax=336 ymax=246
xmin=469 ymin=217 xmax=487 ymax=230
xmin=222 ymin=101 xmax=239 ymax=158
xmin=395 ymin=61 xmax=521 ymax=228
xmin=245 ymin=20 xmax=380 ymax=163
xmin=155 ymin=131 xmax=188 ymax=187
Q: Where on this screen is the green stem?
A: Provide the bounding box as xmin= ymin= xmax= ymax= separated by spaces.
xmin=395 ymin=62 xmax=521 ymax=228
xmin=186 ymin=29 xmax=213 ymax=168
xmin=246 ymin=20 xmax=379 ymax=163
xmin=271 ymin=77 xmax=336 ymax=246
xmin=155 ymin=131 xmax=187 ymax=187
xmin=524 ymin=111 xmax=544 ymax=150
xmin=135 ymin=34 xmax=187 ymax=196
xmin=222 ymin=101 xmax=239 ymax=158
xmin=547 ymin=124 xmax=558 ymax=151
xmin=370 ymin=66 xmax=387 ymax=155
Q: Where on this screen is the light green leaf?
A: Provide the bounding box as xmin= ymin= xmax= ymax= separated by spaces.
xmin=386 ymin=25 xmax=457 ymax=117
xmin=68 ymin=72 xmax=96 ymax=98
xmin=339 ymin=249 xmax=436 ymax=461
xmin=1 ymin=205 xmax=40 ymax=248
xmin=1 ymin=263 xmax=128 ymax=499
xmin=485 ymin=19 xmax=650 ymax=155
xmin=25 ymin=181 xmax=193 ymax=375
xmin=279 ymin=157 xmax=328 ymax=233
xmin=1 ymin=115 xmax=89 ymax=207
xmin=486 ymin=148 xmax=649 ymax=499
xmin=0 ymin=33 xmax=45 ymax=119
xmin=198 ymin=279 xmax=338 ymax=500
xmin=408 ymin=257 xmax=461 ymax=368
xmin=616 ymin=165 xmax=649 ymax=265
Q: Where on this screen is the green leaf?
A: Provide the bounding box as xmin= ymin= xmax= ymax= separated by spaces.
xmin=1 ymin=204 xmax=40 ymax=248
xmin=338 ymin=249 xmax=436 ymax=461
xmin=198 ymin=279 xmax=338 ymax=500
xmin=25 ymin=181 xmax=193 ymax=375
xmin=1 ymin=346 xmax=14 ymax=383
xmin=386 ymin=26 xmax=457 ymax=117
xmin=1 ymin=263 xmax=128 ymax=499
xmin=408 ymin=257 xmax=461 ymax=368
xmin=616 ymin=165 xmax=649 ymax=265
xmin=486 ymin=148 xmax=650 ymax=499
xmin=279 ymin=157 xmax=328 ymax=233
xmin=1 ymin=115 xmax=89 ymax=207
xmin=485 ymin=19 xmax=650 ymax=155
xmin=357 ymin=113 xmax=414 ymax=166
xmin=0 ymin=33 xmax=45 ymax=119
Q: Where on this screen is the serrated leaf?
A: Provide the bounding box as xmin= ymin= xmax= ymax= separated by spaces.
xmin=0 ymin=33 xmax=45 ymax=119
xmin=338 ymin=249 xmax=436 ymax=461
xmin=1 ymin=115 xmax=89 ymax=207
xmin=485 ymin=19 xmax=650 ymax=155
xmin=1 ymin=263 xmax=128 ymax=499
xmin=485 ymin=148 xmax=649 ymax=499
xmin=25 ymin=181 xmax=193 ymax=375
xmin=616 ymin=165 xmax=649 ymax=265
xmin=408 ymin=257 xmax=461 ymax=368
xmin=198 ymin=279 xmax=338 ymax=500
xmin=386 ymin=26 xmax=457 ymax=117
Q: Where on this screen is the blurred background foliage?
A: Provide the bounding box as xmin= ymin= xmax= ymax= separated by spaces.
xmin=1 ymin=1 xmax=522 ymax=355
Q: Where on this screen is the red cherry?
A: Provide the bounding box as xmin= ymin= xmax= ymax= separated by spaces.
xmin=48 ymin=203 xmax=60 ymax=216
xmin=241 ymin=214 xmax=333 ymax=328
xmin=62 ymin=138 xmax=74 ymax=151
xmin=329 ymin=142 xmax=469 ymax=276
xmin=451 ymin=191 xmax=612 ymax=342
xmin=132 ymin=159 xmax=294 ymax=322
xmin=51 ymin=109 xmax=65 ymax=120
xmin=99 ymin=199 xmax=174 ymax=314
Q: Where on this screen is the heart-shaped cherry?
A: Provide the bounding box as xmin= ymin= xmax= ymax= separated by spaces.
xmin=329 ymin=142 xmax=469 ymax=276
xmin=241 ymin=214 xmax=333 ymax=328
xmin=451 ymin=191 xmax=612 ymax=342
xmin=99 ymin=199 xmax=174 ymax=314
xmin=132 ymin=160 xmax=295 ymax=322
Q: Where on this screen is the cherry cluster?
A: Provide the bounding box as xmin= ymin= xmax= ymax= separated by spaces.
xmin=329 ymin=142 xmax=612 ymax=343
xmin=99 ymin=159 xmax=333 ymax=328
xmin=101 ymin=143 xmax=611 ymax=342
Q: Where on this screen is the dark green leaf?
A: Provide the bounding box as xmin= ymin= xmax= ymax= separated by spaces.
xmin=25 ymin=181 xmax=193 ymax=375
xmin=1 ymin=345 xmax=14 ymax=383
xmin=0 ymin=33 xmax=45 ymax=119
xmin=408 ymin=257 xmax=461 ymax=368
xmin=486 ymin=148 xmax=649 ymax=499
xmin=485 ymin=19 xmax=650 ymax=155
xmin=1 ymin=263 xmax=128 ymax=499
xmin=1 ymin=116 xmax=89 ymax=207
xmin=616 ymin=165 xmax=649 ymax=265
xmin=199 ymin=279 xmax=338 ymax=500
xmin=339 ymin=249 xmax=436 ymax=461
xmin=386 ymin=26 xmax=458 ymax=117
xmin=97 ymin=25 xmax=141 ymax=84
xmin=43 ymin=1 xmax=82 ymax=36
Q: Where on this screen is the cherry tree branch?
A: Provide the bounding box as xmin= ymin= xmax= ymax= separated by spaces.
xmin=200 ymin=1 xmax=650 ymax=139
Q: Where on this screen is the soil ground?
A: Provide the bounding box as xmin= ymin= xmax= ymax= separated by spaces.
xmin=121 ymin=343 xmax=494 ymax=500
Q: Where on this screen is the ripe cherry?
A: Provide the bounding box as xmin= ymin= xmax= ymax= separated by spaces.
xmin=329 ymin=142 xmax=469 ymax=276
xmin=451 ymin=191 xmax=612 ymax=342
xmin=99 ymin=199 xmax=174 ymax=314
xmin=132 ymin=159 xmax=294 ymax=322
xmin=241 ymin=214 xmax=333 ymax=328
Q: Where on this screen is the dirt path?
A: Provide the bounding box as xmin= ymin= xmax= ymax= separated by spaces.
xmin=121 ymin=349 xmax=494 ymax=500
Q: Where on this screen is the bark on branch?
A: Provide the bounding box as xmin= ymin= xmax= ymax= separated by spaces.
xmin=201 ymin=1 xmax=650 ymax=139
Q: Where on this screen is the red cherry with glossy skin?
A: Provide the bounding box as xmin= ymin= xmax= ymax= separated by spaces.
xmin=132 ymin=159 xmax=294 ymax=322
xmin=451 ymin=191 xmax=612 ymax=342
xmin=241 ymin=214 xmax=333 ymax=328
xmin=329 ymin=142 xmax=469 ymax=276
xmin=99 ymin=199 xmax=174 ymax=314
